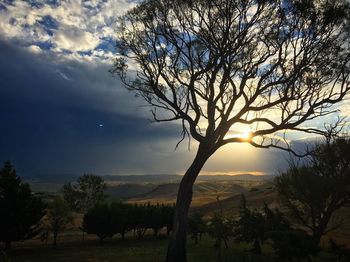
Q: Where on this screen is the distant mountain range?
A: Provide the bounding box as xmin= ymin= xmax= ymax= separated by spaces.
xmin=23 ymin=173 xmax=273 ymax=185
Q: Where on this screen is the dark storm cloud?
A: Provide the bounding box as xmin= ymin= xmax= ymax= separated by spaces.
xmin=0 ymin=40 xmax=183 ymax=175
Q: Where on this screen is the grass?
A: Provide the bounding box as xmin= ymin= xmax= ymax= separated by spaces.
xmin=3 ymin=234 xmax=343 ymax=262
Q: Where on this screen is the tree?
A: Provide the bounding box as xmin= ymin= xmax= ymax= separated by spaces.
xmin=267 ymin=229 xmax=319 ymax=262
xmin=44 ymin=196 xmax=73 ymax=248
xmin=0 ymin=161 xmax=45 ymax=249
xmin=112 ymin=0 xmax=350 ymax=260
xmin=207 ymin=211 xmax=234 ymax=262
xmin=276 ymin=137 xmax=350 ymax=244
xmin=111 ymin=202 xmax=130 ymax=240
xmin=234 ymin=194 xmax=265 ymax=254
xmin=188 ymin=212 xmax=206 ymax=244
xmin=145 ymin=203 xmax=164 ymax=237
xmin=161 ymin=204 xmax=175 ymax=236
xmin=62 ymin=174 xmax=106 ymax=213
xmin=234 ymin=195 xmax=290 ymax=254
xmin=82 ymin=203 xmax=119 ymax=242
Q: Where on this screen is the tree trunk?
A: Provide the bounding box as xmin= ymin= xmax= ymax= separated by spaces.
xmin=313 ymin=221 xmax=328 ymax=245
xmin=166 ymin=144 xmax=211 ymax=262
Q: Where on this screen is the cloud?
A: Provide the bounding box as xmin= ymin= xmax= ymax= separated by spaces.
xmin=53 ymin=25 xmax=100 ymax=51
xmin=0 ymin=0 xmax=136 ymax=61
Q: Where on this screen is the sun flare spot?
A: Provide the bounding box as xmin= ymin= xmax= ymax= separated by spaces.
xmin=225 ymin=126 xmax=253 ymax=141
xmin=238 ymin=126 xmax=252 ymax=139
xmin=240 ymin=126 xmax=252 ymax=140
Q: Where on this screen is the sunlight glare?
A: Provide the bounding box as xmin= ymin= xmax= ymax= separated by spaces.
xmin=240 ymin=126 xmax=252 ymax=140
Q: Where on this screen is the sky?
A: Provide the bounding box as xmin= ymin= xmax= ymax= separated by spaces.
xmin=0 ymin=0 xmax=347 ymax=177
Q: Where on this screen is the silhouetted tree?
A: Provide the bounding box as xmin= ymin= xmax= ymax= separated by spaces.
xmin=276 ymin=137 xmax=350 ymax=244
xmin=0 ymin=161 xmax=45 ymax=249
xmin=207 ymin=197 xmax=234 ymax=261
xmin=111 ymin=202 xmax=130 ymax=240
xmin=44 ymin=196 xmax=73 ymax=248
xmin=82 ymin=203 xmax=117 ymax=242
xmin=188 ymin=213 xmax=206 ymax=244
xmin=127 ymin=203 xmax=148 ymax=239
xmin=263 ymin=203 xmax=290 ymax=233
xmin=234 ymin=195 xmax=291 ymax=255
xmin=267 ymin=229 xmax=319 ymax=262
xmin=161 ymin=204 xmax=175 ymax=236
xmin=120 ymin=203 xmax=175 ymax=239
xmin=145 ymin=203 xmax=163 ymax=237
xmin=113 ymin=0 xmax=350 ymax=260
xmin=234 ymin=194 xmax=265 ymax=254
xmin=62 ymin=174 xmax=106 ymax=213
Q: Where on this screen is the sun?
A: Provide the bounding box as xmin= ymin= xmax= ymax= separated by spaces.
xmin=239 ymin=126 xmax=252 ymax=140
xmin=224 ymin=126 xmax=253 ymax=141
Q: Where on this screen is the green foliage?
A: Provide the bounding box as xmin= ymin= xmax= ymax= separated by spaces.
xmin=110 ymin=202 xmax=130 ymax=239
xmin=275 ymin=137 xmax=350 ymax=243
xmin=82 ymin=202 xmax=175 ymax=241
xmin=188 ymin=213 xmax=206 ymax=244
xmin=267 ymin=230 xmax=319 ymax=261
xmin=44 ymin=196 xmax=73 ymax=248
xmin=234 ymin=194 xmax=291 ymax=255
xmin=83 ymin=203 xmax=118 ymax=242
xmin=207 ymin=211 xmax=234 ymax=249
xmin=234 ymin=194 xmax=265 ymax=254
xmin=0 ymin=160 xmax=45 ymax=249
xmin=62 ymin=174 xmax=106 ymax=212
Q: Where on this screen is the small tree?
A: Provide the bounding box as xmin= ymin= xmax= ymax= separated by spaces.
xmin=276 ymin=137 xmax=350 ymax=244
xmin=82 ymin=203 xmax=118 ymax=242
xmin=188 ymin=212 xmax=206 ymax=244
xmin=161 ymin=204 xmax=175 ymax=236
xmin=234 ymin=194 xmax=265 ymax=254
xmin=45 ymin=196 xmax=73 ymax=248
xmin=207 ymin=197 xmax=234 ymax=261
xmin=145 ymin=203 xmax=163 ymax=237
xmin=0 ymin=161 xmax=45 ymax=249
xmin=62 ymin=174 xmax=106 ymax=213
xmin=113 ymin=0 xmax=350 ymax=260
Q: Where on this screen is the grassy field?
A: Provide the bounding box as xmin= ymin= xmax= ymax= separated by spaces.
xmin=3 ymin=234 xmax=344 ymax=262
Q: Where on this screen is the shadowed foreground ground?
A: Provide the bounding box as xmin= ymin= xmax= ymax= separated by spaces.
xmin=3 ymin=235 xmax=343 ymax=262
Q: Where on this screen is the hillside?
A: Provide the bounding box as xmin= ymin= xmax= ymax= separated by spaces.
xmin=126 ymin=180 xmax=269 ymax=206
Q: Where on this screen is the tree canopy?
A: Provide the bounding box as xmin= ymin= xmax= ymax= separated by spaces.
xmin=276 ymin=137 xmax=350 ymax=243
xmin=44 ymin=196 xmax=73 ymax=248
xmin=0 ymin=161 xmax=45 ymax=249
xmin=113 ymin=0 xmax=350 ymax=152
xmin=62 ymin=174 xmax=106 ymax=213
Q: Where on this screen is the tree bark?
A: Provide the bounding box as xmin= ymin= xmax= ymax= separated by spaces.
xmin=165 ymin=144 xmax=211 ymax=262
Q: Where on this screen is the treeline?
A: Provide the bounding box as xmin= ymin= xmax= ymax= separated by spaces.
xmin=82 ymin=202 xmax=174 ymax=241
